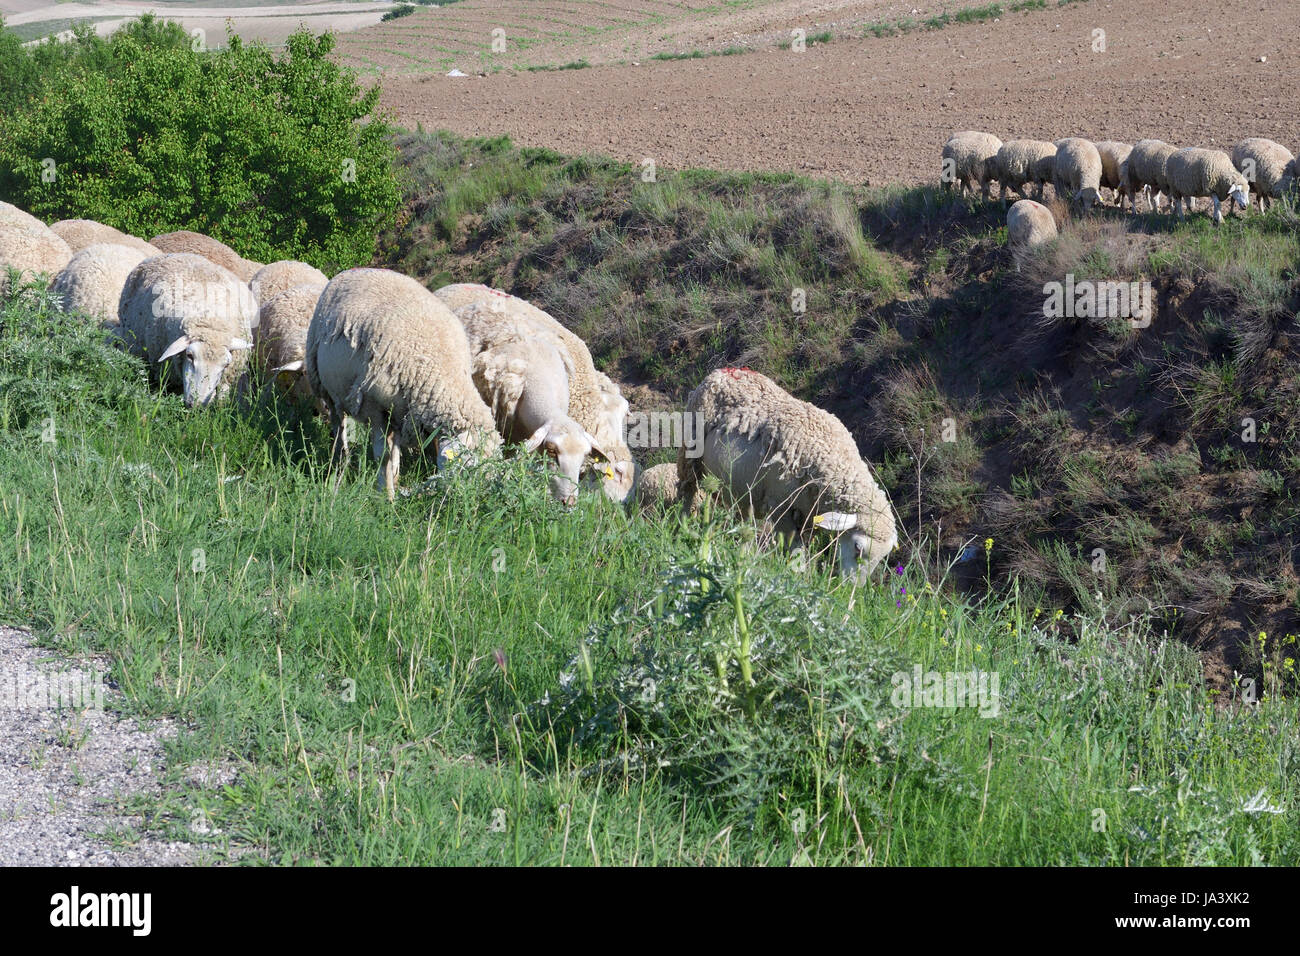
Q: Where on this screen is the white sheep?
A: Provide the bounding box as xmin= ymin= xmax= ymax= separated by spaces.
xmin=305 ymin=268 xmax=502 ymax=499
xmin=254 ymin=282 xmax=327 ymax=404
xmin=993 ymin=140 xmax=1057 ymax=203
xmin=50 ymin=219 xmax=159 ymax=256
xmin=149 ymin=230 xmax=261 ymax=282
xmin=678 ymin=367 xmax=898 ymax=583
xmin=1120 ymin=139 xmax=1177 ymax=214
xmin=1006 ymin=200 xmax=1058 ymax=272
xmin=941 ymin=131 xmax=1003 ymax=200
xmin=1052 ymin=138 xmax=1103 ymax=211
xmin=1165 ymin=148 xmax=1251 ymax=224
xmin=634 ymin=462 xmax=683 ymax=511
xmin=0 ymin=219 xmax=73 ymax=295
xmin=249 ymin=260 xmax=329 ymax=305
xmin=1093 ymin=141 xmax=1133 ymax=206
xmin=1230 ymin=138 xmax=1296 ymax=211
xmin=51 ymin=243 xmax=154 ymax=326
xmin=434 ymin=283 xmax=637 ymax=500
xmin=116 ymin=253 xmax=257 ymax=406
xmin=0 ymin=201 xmax=46 ymax=231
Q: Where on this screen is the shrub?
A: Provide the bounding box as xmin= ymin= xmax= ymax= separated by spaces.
xmin=0 ymin=20 xmax=400 ymax=272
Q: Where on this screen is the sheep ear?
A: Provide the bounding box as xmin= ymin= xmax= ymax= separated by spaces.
xmin=229 ymin=338 xmax=253 ymax=351
xmin=271 ymin=360 xmax=304 ymax=374
xmin=523 ymin=421 xmax=553 ymax=453
xmin=157 ymin=335 xmax=190 ymax=362
xmin=584 ymin=432 xmax=609 ymax=462
xmin=813 ymin=512 xmax=858 ymax=532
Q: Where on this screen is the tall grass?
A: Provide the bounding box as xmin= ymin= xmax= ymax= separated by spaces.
xmin=1 ymin=282 xmax=1296 ymax=864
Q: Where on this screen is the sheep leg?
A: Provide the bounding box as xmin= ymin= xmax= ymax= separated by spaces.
xmin=377 ymin=428 xmax=401 ymax=501
xmin=328 ymin=404 xmax=351 ymax=490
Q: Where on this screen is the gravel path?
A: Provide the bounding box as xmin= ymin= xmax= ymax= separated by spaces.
xmin=0 ymin=625 xmax=208 ymax=866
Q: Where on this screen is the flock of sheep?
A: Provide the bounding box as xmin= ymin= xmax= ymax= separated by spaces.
xmin=942 ymin=132 xmax=1297 ymax=265
xmin=0 ymin=201 xmax=900 ymax=584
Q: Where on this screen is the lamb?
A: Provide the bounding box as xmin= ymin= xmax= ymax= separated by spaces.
xmin=1006 ymin=200 xmax=1058 ymax=272
xmin=149 ymin=230 xmax=261 ymax=282
xmin=1093 ymin=141 xmax=1133 ymax=206
xmin=116 ymin=253 xmax=257 ymax=406
xmin=456 ymin=300 xmax=623 ymax=504
xmin=1165 ymin=148 xmax=1251 ymax=224
xmin=434 ymin=283 xmax=637 ymax=500
xmin=1052 ymin=138 xmax=1104 ymax=211
xmin=941 ymin=131 xmax=1003 ymax=200
xmin=254 ymin=282 xmax=327 ymax=404
xmin=678 ymin=367 xmax=898 ymax=583
xmin=51 ymin=243 xmax=154 ymax=326
xmin=49 ymin=219 xmax=159 ymax=256
xmin=0 ymin=219 xmax=73 ymax=295
xmin=305 ymin=268 xmax=502 ymax=499
xmin=993 ymin=140 xmax=1057 ymax=203
xmin=634 ymin=462 xmax=683 ymax=511
xmin=249 ymin=260 xmax=329 ymax=305
xmin=1119 ymin=139 xmax=1178 ymax=214
xmin=1230 ymin=138 xmax=1296 ymax=211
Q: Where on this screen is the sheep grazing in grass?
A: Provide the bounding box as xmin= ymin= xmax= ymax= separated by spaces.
xmin=434 ymin=282 xmax=637 ymax=501
xmin=1165 ymin=148 xmax=1251 ymax=224
xmin=941 ymin=131 xmax=1003 ymax=200
xmin=51 ymin=243 xmax=154 ymax=326
xmin=0 ymin=219 xmax=73 ymax=295
xmin=149 ymin=230 xmax=261 ymax=282
xmin=679 ymin=367 xmax=898 ymax=583
xmin=1120 ymin=139 xmax=1177 ymax=214
xmin=993 ymin=140 xmax=1057 ymax=203
xmin=1230 ymin=138 xmax=1296 ymax=211
xmin=50 ymin=219 xmax=159 ymax=256
xmin=1052 ymin=138 xmax=1104 ymax=211
xmin=255 ymin=282 xmax=327 ymax=405
xmin=0 ymin=201 xmax=45 ymax=231
xmin=1006 ymin=200 xmax=1058 ymax=272
xmin=117 ymin=253 xmax=257 ymax=406
xmin=306 ymin=268 xmax=502 ymax=499
xmin=457 ymin=301 xmax=614 ymax=505
xmin=249 ymin=260 xmax=329 ymax=305
xmin=1093 ymin=141 xmax=1133 ymax=206
xmin=634 ymin=462 xmax=685 ymax=511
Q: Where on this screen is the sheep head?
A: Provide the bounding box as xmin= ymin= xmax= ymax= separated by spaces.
xmin=524 ymin=418 xmax=605 ymax=505
xmin=157 ymin=334 xmax=252 ymax=406
xmin=812 ymin=511 xmax=892 ymax=584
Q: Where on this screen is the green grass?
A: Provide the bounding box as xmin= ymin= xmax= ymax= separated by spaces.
xmin=1 ymin=269 xmax=1298 ymax=864
xmin=866 ymin=0 xmax=1081 ymax=38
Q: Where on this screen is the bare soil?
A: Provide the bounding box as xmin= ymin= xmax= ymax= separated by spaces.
xmin=372 ymin=0 xmax=1299 ymax=184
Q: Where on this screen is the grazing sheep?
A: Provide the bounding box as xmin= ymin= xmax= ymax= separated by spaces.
xmin=993 ymin=140 xmax=1058 ymax=203
xmin=1120 ymin=139 xmax=1178 ymax=214
xmin=634 ymin=462 xmax=682 ymax=511
xmin=678 ymin=367 xmax=898 ymax=583
xmin=941 ymin=131 xmax=1003 ymax=200
xmin=1052 ymin=138 xmax=1104 ymax=211
xmin=51 ymin=243 xmax=153 ymax=326
xmin=434 ymin=283 xmax=637 ymax=500
xmin=249 ymin=260 xmax=328 ymax=305
xmin=1165 ymin=148 xmax=1251 ymax=224
xmin=149 ymin=230 xmax=260 ymax=282
xmin=305 ymin=268 xmax=502 ymax=499
xmin=49 ymin=219 xmax=159 ymax=256
xmin=1093 ymin=141 xmax=1133 ymax=206
xmin=1006 ymin=200 xmax=1058 ymax=272
xmin=1230 ymin=138 xmax=1296 ymax=211
xmin=0 ymin=201 xmax=46 ymax=231
xmin=0 ymin=219 xmax=73 ymax=295
xmin=254 ymin=282 xmax=327 ymax=404
xmin=116 ymin=253 xmax=257 ymax=406
xmin=456 ymin=300 xmax=623 ymax=505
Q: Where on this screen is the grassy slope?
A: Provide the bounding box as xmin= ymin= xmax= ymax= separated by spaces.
xmin=381 ymin=130 xmax=1300 ymax=693
xmin=0 ymin=272 xmax=1295 ymax=864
